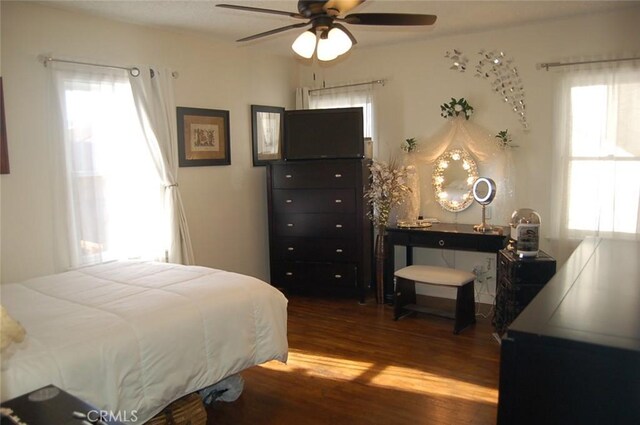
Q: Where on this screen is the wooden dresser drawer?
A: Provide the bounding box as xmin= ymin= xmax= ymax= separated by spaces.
xmin=272 ymin=261 xmax=358 ymax=289
xmin=275 ymin=213 xmax=356 ymax=237
xmin=272 ymin=237 xmax=357 ymax=262
xmin=271 ymin=161 xmax=358 ymax=189
xmin=408 ymin=231 xmax=478 ymax=251
xmin=272 ymin=189 xmax=355 ymax=214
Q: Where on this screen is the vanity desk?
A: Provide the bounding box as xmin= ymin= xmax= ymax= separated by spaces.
xmin=383 ymin=223 xmax=508 ymax=302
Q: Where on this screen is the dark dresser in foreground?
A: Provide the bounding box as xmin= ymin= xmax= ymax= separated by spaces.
xmin=493 ymin=248 xmax=556 ymax=335
xmin=498 ymin=238 xmax=640 ymax=425
xmin=267 ymin=159 xmax=372 ymax=301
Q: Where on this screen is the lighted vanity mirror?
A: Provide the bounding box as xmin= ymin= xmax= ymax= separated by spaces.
xmin=472 ymin=177 xmax=497 ymax=233
xmin=472 ymin=177 xmax=497 ymax=205
xmin=432 ymin=148 xmax=478 ymax=212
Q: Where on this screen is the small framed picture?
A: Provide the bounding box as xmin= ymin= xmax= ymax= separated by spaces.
xmin=1 ymin=77 xmax=9 ymax=174
xmin=251 ymin=105 xmax=284 ymax=166
xmin=177 ymin=107 xmax=230 ymax=167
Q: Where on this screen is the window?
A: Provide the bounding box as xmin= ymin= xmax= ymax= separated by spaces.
xmin=554 ymin=66 xmax=640 ymax=238
xmin=56 ymin=70 xmax=165 ymax=265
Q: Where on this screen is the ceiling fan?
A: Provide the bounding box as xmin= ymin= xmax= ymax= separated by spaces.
xmin=216 ymin=0 xmax=437 ymax=61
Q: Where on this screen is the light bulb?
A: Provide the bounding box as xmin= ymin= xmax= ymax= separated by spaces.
xmin=291 ymin=30 xmax=317 ymax=59
xmin=316 ymin=36 xmax=338 ymax=61
xmin=327 ymin=27 xmax=352 ymax=56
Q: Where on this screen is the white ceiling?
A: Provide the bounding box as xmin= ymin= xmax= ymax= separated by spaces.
xmin=42 ymin=0 xmax=637 ymax=56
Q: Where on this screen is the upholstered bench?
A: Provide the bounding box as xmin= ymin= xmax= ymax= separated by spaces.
xmin=394 ymin=265 xmax=476 ymax=334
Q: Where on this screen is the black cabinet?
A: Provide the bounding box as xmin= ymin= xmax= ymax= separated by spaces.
xmin=267 ymin=159 xmax=372 ymax=301
xmin=497 ymin=238 xmax=640 ymax=425
xmin=493 ymin=249 xmax=556 ymax=335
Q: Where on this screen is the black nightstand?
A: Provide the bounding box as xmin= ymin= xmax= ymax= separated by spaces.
xmin=1 ymin=385 xmax=125 ymax=425
xmin=493 ymin=249 xmax=556 ymax=335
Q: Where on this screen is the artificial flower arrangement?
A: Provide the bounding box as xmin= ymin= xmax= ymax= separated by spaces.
xmin=364 ymin=159 xmax=411 ymax=229
xmin=440 ymin=97 xmax=474 ymax=120
xmin=400 ymin=137 xmax=418 ymax=153
xmin=495 ymin=129 xmax=518 ymax=149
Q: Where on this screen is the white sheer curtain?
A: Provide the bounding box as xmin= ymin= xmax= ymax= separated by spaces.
xmin=50 ymin=64 xmax=165 ymax=268
xmin=128 ymin=66 xmax=194 ymax=265
xmin=295 ymin=87 xmax=309 ymax=109
xmin=550 ymin=63 xmax=640 ymax=261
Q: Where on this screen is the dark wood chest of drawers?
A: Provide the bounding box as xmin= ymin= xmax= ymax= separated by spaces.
xmin=493 ymin=249 xmax=556 ymax=335
xmin=267 ymin=159 xmax=372 ymax=301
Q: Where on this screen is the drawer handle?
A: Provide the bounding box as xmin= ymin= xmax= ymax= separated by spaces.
xmin=287 ymin=223 xmax=294 ymax=227
xmin=336 ymin=249 xmax=343 ymax=253
xmin=285 ymin=272 xmax=293 ymax=276
xmin=334 ymin=274 xmax=342 ymax=279
xmin=285 ymin=174 xmax=292 ymax=179
xmin=335 ymin=199 xmax=342 ymax=203
xmin=287 ymin=247 xmax=294 ymax=251
xmin=438 ymin=239 xmax=445 ymax=247
xmin=285 ymin=199 xmax=293 ymax=203
xmin=334 ymin=173 xmax=342 ymax=178
xmin=335 ymin=224 xmax=343 ymax=228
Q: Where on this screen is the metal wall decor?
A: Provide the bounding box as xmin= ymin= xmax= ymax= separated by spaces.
xmin=445 ymin=49 xmax=528 ymax=130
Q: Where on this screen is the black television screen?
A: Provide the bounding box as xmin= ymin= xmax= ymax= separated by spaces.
xmin=284 ymin=107 xmax=364 ymax=160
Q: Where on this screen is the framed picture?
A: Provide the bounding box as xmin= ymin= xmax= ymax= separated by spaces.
xmin=177 ymin=107 xmax=230 ymax=167
xmin=251 ymin=105 xmax=284 ymax=166
xmin=1 ymin=77 xmax=9 ymax=175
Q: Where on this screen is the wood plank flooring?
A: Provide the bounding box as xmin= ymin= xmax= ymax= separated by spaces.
xmin=207 ymin=294 xmax=501 ymax=425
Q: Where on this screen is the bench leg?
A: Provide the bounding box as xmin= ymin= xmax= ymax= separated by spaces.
xmin=394 ymin=277 xmax=416 ymax=320
xmin=454 ymin=280 xmax=477 ymax=334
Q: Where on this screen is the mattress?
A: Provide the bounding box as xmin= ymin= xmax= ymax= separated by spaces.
xmin=0 ymin=261 xmax=288 ymax=423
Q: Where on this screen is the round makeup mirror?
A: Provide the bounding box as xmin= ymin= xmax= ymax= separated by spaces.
xmin=472 ymin=177 xmax=497 ymax=233
xmin=472 ymin=177 xmax=496 ymax=205
xmin=432 ymin=148 xmax=478 ymax=212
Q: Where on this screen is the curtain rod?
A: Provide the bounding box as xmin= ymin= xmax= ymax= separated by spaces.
xmin=41 ymin=56 xmax=179 ymax=78
xmin=538 ymin=56 xmax=640 ymax=71
xmin=309 ymin=79 xmax=385 ymax=94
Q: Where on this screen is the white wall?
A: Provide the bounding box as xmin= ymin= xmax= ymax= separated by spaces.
xmin=295 ymin=6 xmax=640 ymax=301
xmin=2 ymin=2 xmax=638 ymax=294
xmin=0 ymin=1 xmax=295 ymax=283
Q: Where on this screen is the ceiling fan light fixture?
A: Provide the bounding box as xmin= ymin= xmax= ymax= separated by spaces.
xmin=327 ymin=27 xmax=352 ymax=56
xmin=291 ymin=30 xmax=317 ymax=59
xmin=316 ymin=36 xmax=339 ymax=61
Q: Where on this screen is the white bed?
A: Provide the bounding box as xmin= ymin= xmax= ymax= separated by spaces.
xmin=0 ymin=261 xmax=288 ymax=423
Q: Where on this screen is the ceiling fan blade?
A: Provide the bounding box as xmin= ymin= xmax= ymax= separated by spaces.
xmin=324 ymin=0 xmax=366 ymax=15
xmin=343 ymin=13 xmax=437 ymax=26
xmin=217 ymin=4 xmax=305 ymax=19
xmin=236 ymin=22 xmax=309 ymax=42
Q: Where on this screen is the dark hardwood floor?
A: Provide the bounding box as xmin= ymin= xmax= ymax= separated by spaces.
xmin=207 ymin=294 xmax=501 ymax=425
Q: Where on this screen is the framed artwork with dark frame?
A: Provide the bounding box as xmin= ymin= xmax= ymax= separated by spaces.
xmin=251 ymin=105 xmax=284 ymax=166
xmin=177 ymin=107 xmax=230 ymax=167
xmin=1 ymin=77 xmax=9 ymax=175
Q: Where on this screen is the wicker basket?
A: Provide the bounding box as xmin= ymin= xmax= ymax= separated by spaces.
xmin=146 ymin=393 xmax=207 ymax=425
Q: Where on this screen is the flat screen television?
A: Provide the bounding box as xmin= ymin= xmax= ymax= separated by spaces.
xmin=284 ymin=107 xmax=364 ymax=160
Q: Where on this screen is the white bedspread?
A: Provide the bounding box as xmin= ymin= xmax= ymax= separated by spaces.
xmin=0 ymin=261 xmax=288 ymax=423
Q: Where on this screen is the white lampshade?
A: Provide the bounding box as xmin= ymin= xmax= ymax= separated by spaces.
xmin=316 ymin=37 xmax=338 ymax=62
xmin=291 ymin=30 xmax=317 ymax=59
xmin=327 ymin=27 xmax=352 ymax=56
